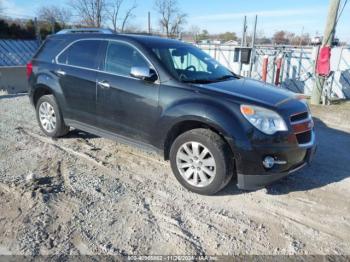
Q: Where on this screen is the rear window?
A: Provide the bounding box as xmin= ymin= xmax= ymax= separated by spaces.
xmin=34 ymin=38 xmax=66 ymax=62
xmin=57 ymin=40 xmax=102 ymax=69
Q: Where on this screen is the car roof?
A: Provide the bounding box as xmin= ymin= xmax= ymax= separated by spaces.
xmin=49 ymin=33 xmax=190 ymax=48
xmin=121 ymin=34 xmax=187 ymax=46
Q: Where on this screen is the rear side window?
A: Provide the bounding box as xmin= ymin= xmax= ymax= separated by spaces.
xmin=34 ymin=38 xmax=66 ymax=62
xmin=57 ymin=40 xmax=102 ymax=69
xmin=104 ymin=41 xmax=149 ymax=76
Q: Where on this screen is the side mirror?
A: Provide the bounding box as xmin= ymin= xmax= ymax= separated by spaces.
xmin=130 ymin=66 xmax=157 ymax=82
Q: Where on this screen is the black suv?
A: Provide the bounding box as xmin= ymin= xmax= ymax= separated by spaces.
xmin=27 ymin=30 xmax=316 ymax=195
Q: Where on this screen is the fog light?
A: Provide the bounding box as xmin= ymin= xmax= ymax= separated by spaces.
xmin=263 ymin=156 xmax=287 ymax=169
xmin=263 ymin=156 xmax=275 ymax=169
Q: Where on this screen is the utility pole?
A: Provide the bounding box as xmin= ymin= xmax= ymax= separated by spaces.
xmin=310 ymin=0 xmax=341 ymax=105
xmin=248 ymin=15 xmax=258 ymax=77
xmin=34 ymin=17 xmax=41 ymax=44
xmin=148 ymin=11 xmax=151 ymax=34
xmin=239 ymin=16 xmax=247 ymax=75
xmin=51 ymin=17 xmax=55 ymax=34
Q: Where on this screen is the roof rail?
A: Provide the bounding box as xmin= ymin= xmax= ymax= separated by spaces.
xmin=56 ymin=28 xmax=114 ymax=34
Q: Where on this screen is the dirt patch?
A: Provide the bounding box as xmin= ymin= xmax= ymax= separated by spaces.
xmin=0 ymin=94 xmax=350 ymax=256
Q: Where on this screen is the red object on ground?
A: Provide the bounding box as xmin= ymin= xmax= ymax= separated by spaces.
xmin=26 ymin=61 xmax=33 ymax=79
xmin=262 ymin=56 xmax=268 ymax=82
xmin=316 ymin=46 xmax=331 ymax=76
xmin=275 ymin=57 xmax=283 ymax=86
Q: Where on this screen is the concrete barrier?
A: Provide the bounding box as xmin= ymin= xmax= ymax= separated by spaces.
xmin=0 ymin=66 xmax=28 ymax=94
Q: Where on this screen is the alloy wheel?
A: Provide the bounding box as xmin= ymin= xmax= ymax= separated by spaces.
xmin=39 ymin=102 xmax=56 ymax=133
xmin=176 ymin=141 xmax=216 ymax=187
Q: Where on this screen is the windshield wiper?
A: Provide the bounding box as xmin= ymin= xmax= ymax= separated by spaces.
xmin=182 ymin=79 xmax=214 ymax=84
xmin=182 ymin=74 xmax=239 ymax=84
xmin=213 ymin=74 xmax=239 ymax=82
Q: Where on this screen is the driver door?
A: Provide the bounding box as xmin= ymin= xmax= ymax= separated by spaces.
xmin=96 ymin=41 xmax=160 ymax=144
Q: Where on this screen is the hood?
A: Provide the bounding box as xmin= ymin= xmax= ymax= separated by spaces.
xmin=196 ymin=78 xmax=296 ymax=108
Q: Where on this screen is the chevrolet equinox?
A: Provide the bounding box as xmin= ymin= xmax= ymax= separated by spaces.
xmin=27 ymin=29 xmax=316 ymax=195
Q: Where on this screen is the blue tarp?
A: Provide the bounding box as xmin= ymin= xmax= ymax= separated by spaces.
xmin=0 ymin=40 xmax=39 ymax=66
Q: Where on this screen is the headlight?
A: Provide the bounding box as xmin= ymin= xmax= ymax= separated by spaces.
xmin=240 ymin=105 xmax=287 ymax=135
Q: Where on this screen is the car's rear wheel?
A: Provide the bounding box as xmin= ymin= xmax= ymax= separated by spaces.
xmin=170 ymin=128 xmax=234 ymax=195
xmin=36 ymin=95 xmax=69 ymax=138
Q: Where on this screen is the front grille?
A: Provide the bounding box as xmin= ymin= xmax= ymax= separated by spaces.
xmin=290 ymin=111 xmax=308 ymax=122
xmin=296 ymin=130 xmax=312 ymax=144
xmin=290 ymin=111 xmax=313 ymax=145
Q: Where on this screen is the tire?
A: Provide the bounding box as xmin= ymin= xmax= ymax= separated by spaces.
xmin=35 ymin=95 xmax=69 ymax=138
xmin=169 ymin=128 xmax=234 ymax=195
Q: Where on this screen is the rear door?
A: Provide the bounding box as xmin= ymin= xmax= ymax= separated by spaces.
xmin=56 ymin=39 xmax=106 ymax=126
xmin=96 ymin=40 xmax=160 ymax=143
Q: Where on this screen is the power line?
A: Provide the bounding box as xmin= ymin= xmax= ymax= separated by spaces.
xmin=337 ymin=0 xmax=348 ymax=21
xmin=324 ymin=0 xmax=348 ymax=45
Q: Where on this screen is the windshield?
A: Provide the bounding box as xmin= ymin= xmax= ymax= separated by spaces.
xmin=151 ymin=44 xmax=238 ymax=84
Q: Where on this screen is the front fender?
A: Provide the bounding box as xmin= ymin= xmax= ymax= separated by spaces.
xmin=153 ymin=99 xmax=207 ymax=146
xmin=204 ymin=102 xmax=251 ymax=151
xmin=153 ymin=98 xmax=251 ymax=154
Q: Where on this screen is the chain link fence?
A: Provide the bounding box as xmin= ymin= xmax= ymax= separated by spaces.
xmin=197 ymin=43 xmax=350 ymax=99
xmin=0 ymin=39 xmax=39 ymax=66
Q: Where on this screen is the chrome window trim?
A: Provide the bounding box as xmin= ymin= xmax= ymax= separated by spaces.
xmin=294 ymin=128 xmax=312 ymax=135
xmin=54 ymin=38 xmax=160 ymax=84
xmin=56 ymin=28 xmax=114 ymax=34
xmin=290 ymin=116 xmax=313 ymax=125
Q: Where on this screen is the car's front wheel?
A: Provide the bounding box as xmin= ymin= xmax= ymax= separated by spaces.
xmin=36 ymin=94 xmax=69 ymax=138
xmin=169 ymin=128 xmax=234 ymax=195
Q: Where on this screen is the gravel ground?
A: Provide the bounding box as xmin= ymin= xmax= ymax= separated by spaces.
xmin=0 ymin=93 xmax=350 ymax=257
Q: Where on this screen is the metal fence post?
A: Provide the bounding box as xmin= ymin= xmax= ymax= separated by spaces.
xmin=34 ymin=17 xmax=41 ymax=44
xmin=275 ymin=54 xmax=283 ymax=86
xmin=239 ymin=16 xmax=247 ymax=75
xmin=271 ymin=53 xmax=276 ymax=84
xmin=262 ymin=55 xmax=268 ymax=82
xmin=51 ymin=17 xmax=55 ymax=34
xmin=248 ymin=15 xmax=258 ymax=78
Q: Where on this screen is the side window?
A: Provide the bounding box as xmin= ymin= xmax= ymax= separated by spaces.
xmin=104 ymin=41 xmax=149 ymax=76
xmin=35 ymin=38 xmax=66 ymax=62
xmin=57 ymin=40 xmax=102 ymax=69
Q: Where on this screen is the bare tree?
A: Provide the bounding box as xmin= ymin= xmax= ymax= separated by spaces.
xmin=273 ymin=31 xmax=289 ymax=45
xmin=272 ymin=30 xmax=311 ymax=46
xmin=108 ymin=0 xmax=123 ymax=31
xmin=37 ymin=6 xmax=72 ymax=27
xmin=108 ymin=0 xmax=137 ymax=32
xmin=122 ymin=24 xmax=142 ymax=33
xmin=154 ymin=0 xmax=187 ymax=37
xmin=121 ymin=2 xmax=137 ymax=32
xmin=170 ymin=13 xmax=186 ymax=36
xmin=69 ymin=0 xmax=107 ymax=27
xmin=188 ymin=25 xmax=200 ymax=41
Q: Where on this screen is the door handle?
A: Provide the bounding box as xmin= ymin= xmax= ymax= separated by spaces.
xmin=97 ymin=80 xmax=110 ymax=89
xmin=55 ymin=69 xmax=66 ymax=76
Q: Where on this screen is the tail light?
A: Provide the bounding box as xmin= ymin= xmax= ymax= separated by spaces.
xmin=26 ymin=61 xmax=33 ymax=79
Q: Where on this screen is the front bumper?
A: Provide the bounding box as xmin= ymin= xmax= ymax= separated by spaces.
xmin=235 ymin=132 xmax=317 ymax=190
